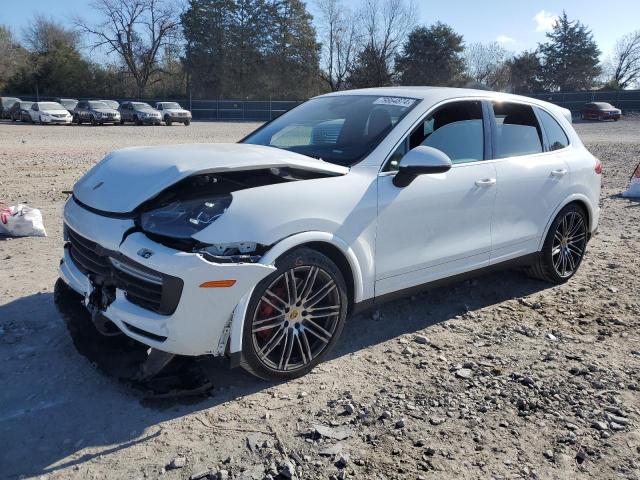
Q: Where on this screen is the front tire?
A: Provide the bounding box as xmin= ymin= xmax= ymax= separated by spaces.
xmin=241 ymin=247 xmax=348 ymax=381
xmin=184 ymin=119 xmax=191 ymax=126
xmin=526 ymin=204 xmax=588 ymax=284
xmin=165 ymin=116 xmax=172 ymax=126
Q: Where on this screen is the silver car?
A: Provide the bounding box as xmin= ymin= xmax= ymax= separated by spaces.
xmin=118 ymin=101 xmax=162 ymax=126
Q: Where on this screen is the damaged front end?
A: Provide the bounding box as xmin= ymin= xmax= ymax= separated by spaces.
xmin=133 ymin=167 xmax=333 ymax=259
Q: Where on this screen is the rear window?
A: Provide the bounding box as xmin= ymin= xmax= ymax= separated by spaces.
xmin=492 ymin=102 xmax=543 ymax=158
xmin=537 ymin=108 xmax=569 ymax=151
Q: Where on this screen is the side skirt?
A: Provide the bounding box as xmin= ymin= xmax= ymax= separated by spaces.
xmin=352 ymin=252 xmax=540 ymax=315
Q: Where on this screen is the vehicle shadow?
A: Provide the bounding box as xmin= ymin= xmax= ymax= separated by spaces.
xmin=0 ymin=268 xmax=549 ymax=478
xmin=333 ymin=268 xmax=548 ymax=358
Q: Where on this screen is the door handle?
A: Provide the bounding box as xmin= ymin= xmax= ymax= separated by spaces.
xmin=551 ymin=169 xmax=568 ymax=177
xmin=475 ymin=178 xmax=496 ymax=187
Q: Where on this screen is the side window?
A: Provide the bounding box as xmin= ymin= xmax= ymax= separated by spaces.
xmin=385 ymin=100 xmax=484 ymax=171
xmin=33 ymin=104 xmax=38 ymax=111
xmin=537 ymin=108 xmax=569 ymax=151
xmin=492 ymin=102 xmax=543 ymax=158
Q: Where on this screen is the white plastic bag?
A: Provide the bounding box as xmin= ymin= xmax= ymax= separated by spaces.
xmin=0 ymin=203 xmax=47 ymax=237
xmin=622 ymin=162 xmax=640 ymax=198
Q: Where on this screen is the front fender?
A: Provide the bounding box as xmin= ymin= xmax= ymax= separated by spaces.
xmin=226 ymin=231 xmax=372 ymax=358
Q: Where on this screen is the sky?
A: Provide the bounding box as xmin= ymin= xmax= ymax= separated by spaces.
xmin=1 ymin=0 xmax=638 ymax=60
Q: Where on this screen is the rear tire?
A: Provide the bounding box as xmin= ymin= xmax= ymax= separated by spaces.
xmin=525 ymin=204 xmax=588 ymax=284
xmin=240 ymin=247 xmax=348 ymax=381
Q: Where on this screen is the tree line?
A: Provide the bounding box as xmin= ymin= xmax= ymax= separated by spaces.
xmin=1 ymin=0 xmax=639 ymax=100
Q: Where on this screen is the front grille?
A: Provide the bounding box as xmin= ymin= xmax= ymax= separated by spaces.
xmin=66 ymin=226 xmax=183 ymax=315
xmin=52 ymin=114 xmax=67 ymax=118
xmin=67 ymin=228 xmax=111 ymax=276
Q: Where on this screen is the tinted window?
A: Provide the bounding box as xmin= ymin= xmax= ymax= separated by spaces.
xmin=492 ymin=102 xmax=542 ymax=158
xmin=386 ymin=101 xmax=484 ymax=170
xmin=243 ymin=95 xmax=418 ymax=167
xmin=537 ymin=108 xmax=569 ymax=151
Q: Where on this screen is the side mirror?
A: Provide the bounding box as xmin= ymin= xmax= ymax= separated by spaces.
xmin=393 ymin=146 xmax=452 ymax=187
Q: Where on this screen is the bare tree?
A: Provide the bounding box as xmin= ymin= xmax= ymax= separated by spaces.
xmin=24 ymin=15 xmax=80 ymax=53
xmin=76 ymin=0 xmax=180 ymax=97
xmin=316 ymin=0 xmax=359 ymax=91
xmin=609 ymin=31 xmax=640 ymax=89
xmin=464 ymin=41 xmax=509 ymax=89
xmin=359 ymin=0 xmax=415 ymax=74
xmin=0 ymin=26 xmax=27 ymax=90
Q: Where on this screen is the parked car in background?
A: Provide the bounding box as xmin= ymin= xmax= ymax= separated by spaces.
xmin=74 ymin=100 xmax=121 ymax=125
xmin=57 ymin=87 xmax=601 ymax=380
xmin=54 ymin=98 xmax=79 ymax=115
xmin=9 ymin=101 xmax=33 ymax=122
xmin=28 ymin=102 xmax=72 ymax=124
xmin=100 ymin=99 xmax=120 ymax=110
xmin=155 ymin=102 xmax=192 ymax=126
xmin=118 ymin=101 xmax=161 ymax=125
xmin=1 ymin=97 xmax=21 ymax=119
xmin=580 ymin=102 xmax=621 ymax=121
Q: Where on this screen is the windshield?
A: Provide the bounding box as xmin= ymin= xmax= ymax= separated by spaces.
xmin=594 ymin=102 xmax=614 ymax=109
xmin=59 ymin=100 xmax=77 ymax=109
xmin=132 ymin=102 xmax=153 ymax=110
xmin=2 ymin=98 xmax=19 ymax=107
xmin=88 ymin=101 xmax=109 ymax=109
xmin=102 ymin=100 xmax=119 ymax=109
xmin=162 ymin=102 xmax=182 ymax=109
xmin=242 ymin=95 xmax=418 ymax=166
xmin=39 ymin=102 xmax=64 ymax=110
xmin=20 ymin=102 xmax=33 ymax=108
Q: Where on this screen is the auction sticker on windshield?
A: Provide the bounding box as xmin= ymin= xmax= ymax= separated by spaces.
xmin=373 ymin=97 xmax=417 ymax=107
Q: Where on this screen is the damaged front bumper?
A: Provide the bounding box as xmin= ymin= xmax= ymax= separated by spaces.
xmin=58 ymin=201 xmax=276 ymax=357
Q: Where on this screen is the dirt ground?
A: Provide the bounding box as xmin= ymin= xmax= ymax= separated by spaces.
xmin=0 ymin=120 xmax=639 ymax=480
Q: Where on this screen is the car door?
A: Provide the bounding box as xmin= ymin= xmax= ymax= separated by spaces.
xmin=375 ymin=99 xmax=497 ymax=296
xmin=29 ymin=104 xmax=38 ymax=121
xmin=489 ymin=101 xmax=571 ymax=264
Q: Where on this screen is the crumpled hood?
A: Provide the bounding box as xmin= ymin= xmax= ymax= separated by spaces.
xmin=73 ymin=143 xmax=348 ymax=213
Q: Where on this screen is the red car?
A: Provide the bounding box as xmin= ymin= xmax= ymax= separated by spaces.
xmin=581 ymin=102 xmax=621 ymax=121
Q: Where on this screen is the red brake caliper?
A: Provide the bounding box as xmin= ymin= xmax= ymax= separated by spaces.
xmin=256 ymin=286 xmax=286 ymax=340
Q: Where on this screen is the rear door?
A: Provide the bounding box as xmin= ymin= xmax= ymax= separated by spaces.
xmin=489 ymin=101 xmax=571 ymax=264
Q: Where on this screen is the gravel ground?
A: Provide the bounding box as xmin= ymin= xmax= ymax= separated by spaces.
xmin=0 ymin=120 xmax=639 ymax=480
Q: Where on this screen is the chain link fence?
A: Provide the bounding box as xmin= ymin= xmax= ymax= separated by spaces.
xmin=6 ymin=89 xmax=640 ymax=121
xmin=523 ymin=90 xmax=640 ymax=113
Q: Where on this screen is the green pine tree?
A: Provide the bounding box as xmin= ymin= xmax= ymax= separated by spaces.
xmin=538 ymin=11 xmax=601 ymax=91
xmin=395 ymin=23 xmax=465 ymax=87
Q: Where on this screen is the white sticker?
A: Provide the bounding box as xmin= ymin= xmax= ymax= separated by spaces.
xmin=373 ymin=96 xmax=416 ymax=107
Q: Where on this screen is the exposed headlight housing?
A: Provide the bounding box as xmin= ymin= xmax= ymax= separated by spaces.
xmin=197 ymin=242 xmax=265 ymax=264
xmin=139 ymin=195 xmax=232 ymax=239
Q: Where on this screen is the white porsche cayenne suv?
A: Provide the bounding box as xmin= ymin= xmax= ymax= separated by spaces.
xmin=56 ymin=87 xmax=601 ymax=380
